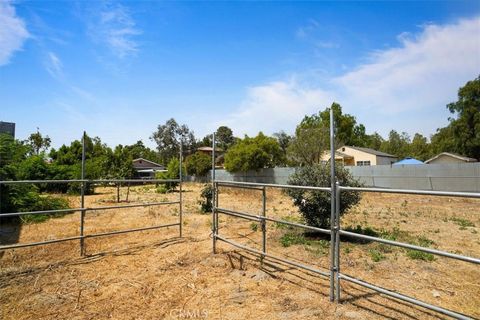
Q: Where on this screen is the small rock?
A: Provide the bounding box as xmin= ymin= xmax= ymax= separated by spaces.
xmin=191 ymin=269 xmax=198 ymax=278
xmin=432 ymin=290 xmax=441 ymax=298
xmin=251 ymin=270 xmax=270 ymax=282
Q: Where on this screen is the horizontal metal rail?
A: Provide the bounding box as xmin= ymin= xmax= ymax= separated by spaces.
xmin=215 ymin=207 xmax=331 ymax=235
xmin=339 ymin=186 xmax=480 ymax=199
xmin=264 ymin=216 xmax=331 ymax=235
xmin=0 ymin=236 xmax=83 ymax=250
xmin=216 ymin=183 xmax=264 ymax=191
xmin=0 ymin=208 xmax=83 ymax=218
xmin=84 ymin=222 xmax=180 ymax=238
xmin=0 ymin=179 xmax=86 ymax=185
xmin=339 ymin=230 xmax=480 ymax=264
xmin=0 ymin=179 xmax=180 ymax=185
xmin=215 ymin=207 xmax=261 ymax=222
xmin=215 ymin=208 xmax=330 ymax=234
xmin=215 ymin=180 xmax=331 ymax=192
xmin=89 ymin=179 xmax=181 ymax=184
xmin=338 ymin=273 xmax=471 ymax=320
xmin=0 ymin=201 xmax=180 ymax=218
xmin=216 ymin=235 xmax=330 ymax=278
xmin=87 ymin=201 xmax=180 ymax=211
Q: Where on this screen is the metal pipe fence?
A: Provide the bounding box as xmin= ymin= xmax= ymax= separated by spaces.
xmin=0 ymin=178 xmax=183 ymax=253
xmin=210 ymin=108 xmax=480 ymax=319
xmin=0 ymin=132 xmax=184 ymax=255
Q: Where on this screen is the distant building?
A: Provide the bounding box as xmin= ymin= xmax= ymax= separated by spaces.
xmin=393 ymin=157 xmax=424 ymax=165
xmin=322 ymin=146 xmax=398 ymax=166
xmin=132 ymin=158 xmax=166 ymax=179
xmin=0 ymin=121 xmax=15 ymax=138
xmin=425 ymin=152 xmax=477 ymax=164
xmin=196 ymin=146 xmax=224 ymax=167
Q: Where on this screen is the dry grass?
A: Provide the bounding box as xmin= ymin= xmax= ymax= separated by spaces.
xmin=1 ymin=182 xmax=479 ymax=320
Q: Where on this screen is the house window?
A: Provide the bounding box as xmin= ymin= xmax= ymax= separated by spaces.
xmin=356 ymin=161 xmax=371 ymax=166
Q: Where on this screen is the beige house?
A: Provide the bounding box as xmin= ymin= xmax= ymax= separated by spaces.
xmin=322 ymin=146 xmax=397 ymax=166
xmin=425 ymin=152 xmax=477 ymax=164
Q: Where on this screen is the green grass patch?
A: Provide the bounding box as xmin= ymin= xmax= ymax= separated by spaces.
xmin=450 ymin=217 xmax=475 ymax=228
xmin=406 ymin=250 xmax=435 ymax=261
xmin=369 ymin=248 xmax=386 ymax=262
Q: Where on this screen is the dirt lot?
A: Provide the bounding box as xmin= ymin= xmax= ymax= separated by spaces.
xmin=1 ymin=182 xmax=479 ymax=320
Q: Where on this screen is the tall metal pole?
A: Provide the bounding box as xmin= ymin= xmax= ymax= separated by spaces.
xmin=261 ymin=186 xmax=267 ymax=264
xmin=329 ymin=107 xmax=336 ymax=302
xmin=212 ymin=132 xmax=216 ymax=254
xmin=179 ymin=143 xmax=183 ymax=237
xmin=80 ymin=131 xmax=86 ymax=256
xmin=335 ymin=181 xmax=341 ymax=302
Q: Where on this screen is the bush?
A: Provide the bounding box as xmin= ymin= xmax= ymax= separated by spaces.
xmin=185 ymin=152 xmax=211 ymax=176
xmin=198 ymin=184 xmax=213 ymax=213
xmin=286 ymin=164 xmax=361 ymax=229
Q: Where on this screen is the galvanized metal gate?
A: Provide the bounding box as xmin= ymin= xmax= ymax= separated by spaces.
xmin=210 ymin=110 xmax=480 ymax=320
xmin=0 ymin=132 xmax=184 ymax=255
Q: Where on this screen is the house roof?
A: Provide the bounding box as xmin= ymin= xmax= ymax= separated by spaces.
xmin=393 ymin=157 xmax=424 ymax=165
xmin=425 ymin=152 xmax=477 ymax=164
xmin=197 ymin=146 xmax=223 ymax=152
xmin=343 ymin=146 xmax=397 ymax=158
xmin=334 ymin=151 xmax=353 ymax=159
xmin=132 ymin=158 xmax=164 ymax=168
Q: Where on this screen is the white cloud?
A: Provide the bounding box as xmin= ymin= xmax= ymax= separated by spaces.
xmin=219 ymin=78 xmax=334 ymax=136
xmin=221 ymin=16 xmax=480 ymax=137
xmin=334 ymin=17 xmax=480 ymax=114
xmin=0 ymin=0 xmax=29 ymax=66
xmin=90 ymin=2 xmax=141 ymax=59
xmin=44 ymin=52 xmax=63 ymax=79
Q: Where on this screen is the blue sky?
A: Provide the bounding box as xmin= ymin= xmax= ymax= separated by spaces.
xmin=1 ymin=1 xmax=479 ymax=149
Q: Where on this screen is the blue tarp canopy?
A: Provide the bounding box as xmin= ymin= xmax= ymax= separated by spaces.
xmin=393 ymin=157 xmax=424 ymax=165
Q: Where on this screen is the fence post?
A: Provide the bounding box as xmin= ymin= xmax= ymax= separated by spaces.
xmin=80 ymin=131 xmax=86 ymax=256
xmin=212 ymin=132 xmax=217 ymax=254
xmin=329 ymin=107 xmax=337 ymax=302
xmin=179 ymin=143 xmax=183 ymax=238
xmin=117 ymin=183 xmax=120 ymax=203
xmin=335 ymin=181 xmax=341 ymax=302
xmin=261 ymin=186 xmax=267 ymax=264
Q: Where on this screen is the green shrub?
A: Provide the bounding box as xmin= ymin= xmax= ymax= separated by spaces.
xmin=199 ymin=184 xmax=213 ymax=213
xmin=156 ymin=158 xmax=183 ymax=192
xmin=185 ymin=152 xmax=211 ymax=176
xmin=286 ymin=164 xmax=361 ymax=229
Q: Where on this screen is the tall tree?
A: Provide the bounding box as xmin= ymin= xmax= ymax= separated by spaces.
xmin=215 ymin=126 xmax=235 ymax=151
xmin=380 ymin=130 xmax=411 ymax=158
xmin=410 ymin=133 xmax=431 ymax=161
xmin=432 ymin=76 xmax=480 ymax=159
xmin=27 ymin=129 xmax=51 ymax=155
xmin=151 ymin=118 xmax=196 ymax=165
xmin=273 ymin=131 xmax=292 ymax=166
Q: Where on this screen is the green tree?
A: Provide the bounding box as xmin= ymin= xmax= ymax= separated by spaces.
xmin=287 ymin=127 xmax=328 ymax=166
xmin=215 ymin=126 xmax=235 ymax=151
xmin=410 ymin=133 xmax=431 ymax=161
xmin=380 ymin=130 xmax=411 ymax=158
xmin=156 ymin=158 xmax=182 ymax=191
xmin=431 ymin=76 xmax=480 ymax=159
xmin=273 ymin=131 xmax=292 ymax=166
xmin=224 ymin=132 xmax=283 ymax=172
xmin=151 ymin=118 xmax=196 ymax=165
xmin=185 ymin=151 xmax=211 ymax=176
xmin=27 ymin=129 xmax=51 ymax=155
